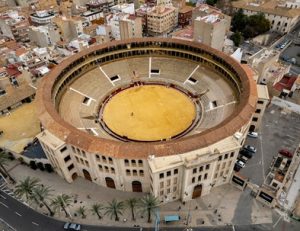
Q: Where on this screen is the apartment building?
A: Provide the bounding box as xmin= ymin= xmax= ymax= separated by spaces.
xmin=52 ymin=16 xmax=84 ymax=42
xmin=232 ymin=0 xmax=300 ymax=34
xmin=106 ymin=13 xmax=142 ymax=40
xmin=30 ymin=10 xmax=55 ymax=25
xmin=0 ymin=11 xmax=30 ymax=43
xmin=28 ymin=25 xmax=60 ymax=47
xmin=192 ymin=4 xmax=231 ymax=51
xmin=147 ymin=5 xmax=177 ymax=36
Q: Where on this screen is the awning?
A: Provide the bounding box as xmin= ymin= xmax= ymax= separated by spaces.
xmin=164 ymin=215 xmax=180 ymax=222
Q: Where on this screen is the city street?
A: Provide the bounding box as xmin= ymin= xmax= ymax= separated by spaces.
xmin=240 ymin=104 xmax=300 ymax=185
xmin=1 ymin=188 xmax=297 ymax=231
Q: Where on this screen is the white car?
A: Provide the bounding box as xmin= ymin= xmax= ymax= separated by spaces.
xmin=236 ymin=160 xmax=245 ymax=168
xmin=247 ymin=131 xmax=258 ymax=138
xmin=243 ymin=145 xmax=257 ymax=153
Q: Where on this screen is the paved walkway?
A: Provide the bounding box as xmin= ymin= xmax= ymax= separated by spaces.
xmin=4 ymin=160 xmax=275 ymax=228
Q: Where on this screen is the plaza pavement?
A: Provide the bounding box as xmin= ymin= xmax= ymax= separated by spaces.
xmin=6 ymin=161 xmax=274 ymax=229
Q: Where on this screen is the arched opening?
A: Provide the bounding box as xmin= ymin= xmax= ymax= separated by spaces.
xmin=105 ymin=177 xmax=116 ymax=189
xmin=82 ymin=169 xmax=92 ymax=181
xmin=249 ymin=125 xmax=255 ymax=132
xmin=192 ymin=184 xmax=202 ymax=199
xmin=71 ymin=173 xmax=78 ymax=181
xmin=132 ymin=181 xmax=142 ymax=192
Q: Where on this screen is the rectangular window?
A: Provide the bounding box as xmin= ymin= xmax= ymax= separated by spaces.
xmin=173 ymin=186 xmax=177 ymax=192
xmin=187 ymin=77 xmax=198 ymax=84
xmin=224 ymin=153 xmax=228 ymax=159
xmin=160 ymin=190 xmax=164 ymax=196
xmin=206 ymin=164 xmax=210 ymax=170
xmin=98 ymin=165 xmax=103 ymax=171
xmin=199 ymin=166 xmax=203 ymax=172
xmin=60 ymin=146 xmax=67 ymax=153
xmin=108 ymin=157 xmax=113 ymax=164
xmin=204 ymin=173 xmax=208 ymax=180
xmin=174 ymin=169 xmax=178 ymax=174
xmin=174 ymin=178 xmax=177 ymax=184
xmin=105 ymin=166 xmax=109 ymax=172
xmin=167 ymin=179 xmax=171 ymax=186
xmin=102 ymin=156 xmax=107 ymax=163
xmin=167 ymin=188 xmax=171 ymax=194
xmin=159 ymin=173 xmax=164 ymax=179
xmin=222 ymin=162 xmax=226 ymax=169
xmin=257 ymin=100 xmax=264 ymax=104
xmin=110 ymin=75 xmax=120 ymax=81
xmin=160 ymin=182 xmax=164 ymax=188
xmin=193 ymin=168 xmax=197 ymax=174
xmin=67 ymin=164 xmax=74 ymax=171
xmin=198 ymin=175 xmax=202 ymax=181
xmin=255 ymin=109 xmax=261 ymax=113
xmin=126 ymin=169 xmax=130 ymax=176
xmin=167 ymin=171 xmax=171 ymax=177
xmin=252 ymin=117 xmax=258 ymax=122
xmin=111 ymin=167 xmax=115 ymax=174
xmin=151 ymin=69 xmax=160 ymax=74
xmin=138 ymin=160 xmax=143 ymax=166
xmin=192 ymin=177 xmax=195 ymax=183
xmin=214 ymin=173 xmax=218 ymax=179
xmin=64 ymin=155 xmax=71 ymax=163
xmin=96 ymin=155 xmax=100 ymax=161
xmin=85 ymin=160 xmax=89 ymax=167
xmin=230 ymin=152 xmax=234 ymax=158
xmin=139 ymin=170 xmax=144 ymax=176
xmin=124 ymin=159 xmax=129 ymax=166
xmin=133 ymin=170 xmax=137 ymax=176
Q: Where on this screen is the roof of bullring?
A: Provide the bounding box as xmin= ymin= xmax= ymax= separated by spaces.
xmin=232 ymin=0 xmax=300 ymax=18
xmin=37 ymin=38 xmax=257 ymax=159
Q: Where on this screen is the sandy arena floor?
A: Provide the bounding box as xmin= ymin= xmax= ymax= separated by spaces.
xmin=0 ymin=101 xmax=40 ymax=153
xmin=102 ymin=85 xmax=196 ymax=141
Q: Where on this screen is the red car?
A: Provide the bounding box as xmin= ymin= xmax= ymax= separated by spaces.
xmin=279 ymin=149 xmax=293 ymax=158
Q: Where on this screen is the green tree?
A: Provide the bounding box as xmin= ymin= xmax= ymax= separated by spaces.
xmin=14 ymin=177 xmax=40 ymax=204
xmin=0 ymin=151 xmax=16 ymax=183
xmin=91 ymin=203 xmax=104 ymax=219
xmin=51 ymin=194 xmax=72 ymax=217
xmin=125 ymin=198 xmax=139 ymax=221
xmin=206 ymin=0 xmax=218 ymax=6
xmin=231 ymin=9 xmax=248 ymax=32
xmin=104 ymin=199 xmax=124 ymax=221
xmin=139 ymin=194 xmax=159 ymax=223
xmin=32 ymin=185 xmax=54 ymax=216
xmin=231 ymin=31 xmax=243 ymax=46
xmin=77 ymin=206 xmax=87 ymax=219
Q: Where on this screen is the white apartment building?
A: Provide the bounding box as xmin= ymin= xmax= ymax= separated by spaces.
xmin=232 ymin=0 xmax=300 ymax=34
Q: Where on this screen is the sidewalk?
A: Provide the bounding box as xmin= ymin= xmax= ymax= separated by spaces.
xmin=6 ymin=160 xmax=273 ymax=228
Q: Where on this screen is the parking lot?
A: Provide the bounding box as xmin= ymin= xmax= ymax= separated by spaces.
xmin=239 ymin=104 xmax=300 ymax=186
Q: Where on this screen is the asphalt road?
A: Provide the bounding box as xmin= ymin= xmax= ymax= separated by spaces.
xmin=240 ymin=104 xmax=300 ymax=186
xmin=2 ymin=189 xmax=297 ymax=231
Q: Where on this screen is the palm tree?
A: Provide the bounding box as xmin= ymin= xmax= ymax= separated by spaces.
xmin=104 ymin=199 xmax=124 ymax=221
xmin=32 ymin=185 xmax=54 ymax=216
xmin=0 ymin=151 xmax=15 ymax=183
xmin=51 ymin=194 xmax=72 ymax=217
xmin=139 ymin=194 xmax=159 ymax=223
xmin=125 ymin=198 xmax=139 ymax=221
xmin=77 ymin=206 xmax=86 ymax=219
xmin=91 ymin=203 xmax=104 ymax=219
xmin=14 ymin=177 xmax=40 ymax=204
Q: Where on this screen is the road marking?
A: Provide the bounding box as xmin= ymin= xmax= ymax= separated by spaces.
xmin=32 ymin=222 xmax=39 ymax=226
xmin=273 ymin=215 xmax=282 ymax=228
xmin=0 ymin=194 xmax=6 ymax=199
xmin=15 ymin=212 xmax=22 ymax=217
xmin=259 ymin=135 xmax=266 ymax=182
xmin=0 ymin=202 xmax=9 ymax=208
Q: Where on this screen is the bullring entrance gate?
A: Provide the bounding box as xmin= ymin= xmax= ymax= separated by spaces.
xmin=192 ymin=185 xmax=202 ymax=199
xmin=132 ymin=181 xmax=142 ymax=192
xmin=105 ymin=177 xmax=116 ymax=189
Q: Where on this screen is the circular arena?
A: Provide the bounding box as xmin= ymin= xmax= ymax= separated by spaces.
xmin=37 ymin=38 xmax=257 ymax=202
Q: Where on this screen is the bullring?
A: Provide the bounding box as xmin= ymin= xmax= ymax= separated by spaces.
xmin=37 ymin=38 xmax=257 ymax=203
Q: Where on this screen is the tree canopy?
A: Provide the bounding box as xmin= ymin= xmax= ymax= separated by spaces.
xmin=231 ymin=9 xmax=271 ymax=41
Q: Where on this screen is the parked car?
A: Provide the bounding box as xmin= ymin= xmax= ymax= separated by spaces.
xmin=236 ymin=160 xmax=245 ymax=168
xmin=234 ymin=163 xmax=241 ymax=172
xmin=240 ymin=149 xmax=253 ymax=159
xmin=64 ymin=222 xmax=81 ymax=231
xmin=247 ymin=131 xmax=258 ymax=138
xmin=279 ymin=149 xmax=293 ymax=158
xmin=238 ymin=155 xmax=248 ymax=163
xmin=243 ymin=145 xmax=257 ymax=153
